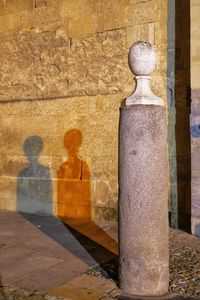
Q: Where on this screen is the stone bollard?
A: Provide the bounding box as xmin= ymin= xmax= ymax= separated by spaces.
xmin=118 ymin=41 xmax=169 ymax=299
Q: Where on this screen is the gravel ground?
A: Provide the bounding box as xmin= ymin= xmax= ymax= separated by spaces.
xmin=0 ymin=287 xmax=65 ymax=300
xmin=89 ymin=228 xmax=200 ymax=298
xmin=169 ymin=229 xmax=200 ymax=297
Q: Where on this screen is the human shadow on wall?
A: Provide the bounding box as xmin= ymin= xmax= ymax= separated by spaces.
xmin=15 ymin=132 xmax=118 ymax=282
xmin=17 ymin=136 xmax=53 ymax=215
xmin=57 ymin=129 xmax=91 ymax=219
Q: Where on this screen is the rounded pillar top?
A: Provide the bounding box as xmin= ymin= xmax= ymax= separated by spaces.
xmin=129 ymin=41 xmax=156 ymax=76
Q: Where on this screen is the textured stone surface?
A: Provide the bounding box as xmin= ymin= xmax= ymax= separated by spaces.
xmin=0 ymin=0 xmax=167 ymax=103
xmin=119 ymin=105 xmax=169 ymax=296
xmin=0 ymin=94 xmax=121 ymax=218
xmin=0 ymin=0 xmax=167 ymax=220
xmin=0 ymin=28 xmax=130 ymax=101
xmin=129 ymin=41 xmax=156 ymax=76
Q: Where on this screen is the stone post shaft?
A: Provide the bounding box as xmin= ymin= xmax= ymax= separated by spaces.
xmin=118 ymin=41 xmax=169 ymax=299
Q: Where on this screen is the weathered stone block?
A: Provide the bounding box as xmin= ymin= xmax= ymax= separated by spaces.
xmin=94 ymin=180 xmax=118 ymax=208
xmin=0 ymin=0 xmax=33 ymax=16
xmin=95 ymin=181 xmax=109 ymax=207
xmin=33 ymin=0 xmax=47 ymax=9
xmin=126 ymin=23 xmax=155 ymax=49
xmin=91 ymin=155 xmax=118 ymax=181
xmin=0 ymin=178 xmax=16 ymax=210
xmin=97 ymin=0 xmax=129 ymax=32
xmin=1 ymin=155 xmax=27 ymax=177
xmin=127 ymin=25 xmax=146 ymax=48
xmin=128 ymin=0 xmax=158 ymax=26
xmin=69 ymin=14 xmax=98 ymax=37
xmin=0 ymin=27 xmax=132 ymax=101
xmin=94 ymin=207 xmax=118 ymax=221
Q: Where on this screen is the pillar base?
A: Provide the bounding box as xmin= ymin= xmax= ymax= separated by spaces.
xmin=117 ymin=293 xmax=180 ymax=300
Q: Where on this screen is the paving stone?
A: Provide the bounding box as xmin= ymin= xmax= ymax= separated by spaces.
xmin=34 ymin=246 xmax=78 ymax=262
xmin=12 ymin=268 xmax=81 ymax=292
xmin=51 ymin=283 xmax=105 ymax=300
xmin=0 ymin=244 xmax=44 ymax=262
xmin=50 ymin=273 xmax=117 ymax=299
xmin=0 ymin=233 xmax=34 ymax=248
xmin=1 ymin=254 xmax=64 ymax=284
xmin=50 ymin=257 xmax=93 ymax=278
xmin=67 ymin=273 xmax=116 ymax=293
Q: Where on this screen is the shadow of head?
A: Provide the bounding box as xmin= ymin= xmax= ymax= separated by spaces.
xmin=64 ymin=129 xmax=83 ymax=157
xmin=23 ymin=136 xmax=43 ymax=162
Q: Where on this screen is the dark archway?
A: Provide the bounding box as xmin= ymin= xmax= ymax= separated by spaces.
xmin=168 ymin=0 xmax=191 ymax=231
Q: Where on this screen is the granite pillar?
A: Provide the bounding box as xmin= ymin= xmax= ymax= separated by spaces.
xmin=118 ymin=41 xmax=169 ymax=298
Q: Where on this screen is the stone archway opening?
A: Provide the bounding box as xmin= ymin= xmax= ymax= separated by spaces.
xmin=168 ymin=0 xmax=191 ymax=232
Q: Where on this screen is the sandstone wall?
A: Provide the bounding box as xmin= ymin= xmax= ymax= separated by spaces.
xmin=0 ymin=0 xmax=167 ymax=220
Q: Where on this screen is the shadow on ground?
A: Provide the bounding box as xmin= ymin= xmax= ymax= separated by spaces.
xmin=21 ymin=214 xmax=119 ymax=284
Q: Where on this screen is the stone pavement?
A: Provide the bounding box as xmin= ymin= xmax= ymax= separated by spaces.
xmin=0 ymin=210 xmax=119 ymax=299
xmin=1 ymin=210 xmax=200 ymax=299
